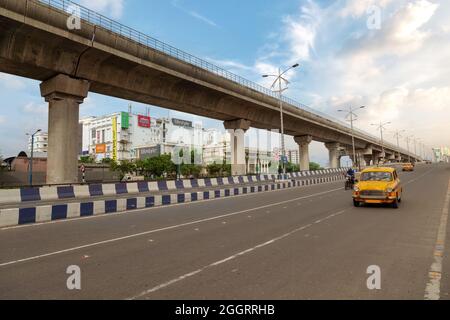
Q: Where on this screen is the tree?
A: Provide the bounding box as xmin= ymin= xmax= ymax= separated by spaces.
xmin=206 ymin=162 xmax=222 ymax=177
xmin=80 ymin=156 xmax=95 ymax=164
xmin=140 ymin=154 xmax=176 ymax=179
xmin=309 ymin=162 xmax=323 ymax=171
xmin=110 ymin=160 xmax=136 ymax=180
xmin=285 ymin=162 xmax=300 ymax=173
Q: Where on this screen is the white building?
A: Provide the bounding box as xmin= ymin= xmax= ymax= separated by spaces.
xmin=80 ymin=111 xmax=226 ymax=163
xmin=28 ymin=131 xmax=48 ymax=154
xmin=80 ymin=112 xmax=162 ymax=161
xmin=79 ymin=110 xmax=289 ymax=173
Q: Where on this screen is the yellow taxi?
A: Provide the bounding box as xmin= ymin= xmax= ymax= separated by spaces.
xmin=402 ymin=163 xmax=414 ymax=171
xmin=352 ymin=167 xmax=402 ymax=209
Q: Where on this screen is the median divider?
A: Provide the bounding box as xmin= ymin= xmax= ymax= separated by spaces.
xmin=0 ymin=169 xmax=346 ymax=206
xmin=0 ymin=170 xmax=347 ymax=228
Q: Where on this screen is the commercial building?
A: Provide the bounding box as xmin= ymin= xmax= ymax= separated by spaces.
xmin=433 ymin=147 xmax=450 ymax=163
xmin=79 ymin=110 xmax=287 ymax=174
xmin=80 ymin=111 xmax=223 ymax=163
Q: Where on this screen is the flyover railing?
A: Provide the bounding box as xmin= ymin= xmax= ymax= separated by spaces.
xmin=34 ymin=0 xmax=415 ymax=157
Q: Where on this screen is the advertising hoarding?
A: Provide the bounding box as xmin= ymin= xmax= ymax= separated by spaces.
xmin=138 ymin=115 xmax=151 ymax=128
xmin=172 ymin=118 xmax=193 ymax=128
xmin=121 ymin=112 xmax=129 ymax=129
xmin=138 ymin=145 xmax=161 ymax=160
xmin=95 ymin=144 xmax=106 ymax=154
xmin=112 ymin=117 xmax=117 ymax=161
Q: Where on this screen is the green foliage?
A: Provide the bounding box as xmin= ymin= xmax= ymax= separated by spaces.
xmin=80 ymin=156 xmax=95 ymax=164
xmin=285 ymin=162 xmax=300 ymax=173
xmin=140 ymin=154 xmax=176 ymax=178
xmin=180 ymin=164 xmax=202 ymax=178
xmin=206 ymin=162 xmax=230 ymax=177
xmin=110 ymin=160 xmax=136 ymax=180
xmin=309 ymin=162 xmax=323 ymax=171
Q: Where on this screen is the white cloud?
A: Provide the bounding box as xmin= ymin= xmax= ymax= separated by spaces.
xmin=0 ymin=73 xmax=26 ymax=90
xmin=188 ymin=10 xmax=218 ymax=27
xmin=340 ymin=0 xmax=393 ymax=18
xmin=78 ymin=0 xmax=124 ymax=19
xmin=0 ymin=115 xmax=5 ymax=124
xmin=23 ymin=102 xmax=47 ymax=115
xmin=281 ymin=0 xmax=321 ymax=62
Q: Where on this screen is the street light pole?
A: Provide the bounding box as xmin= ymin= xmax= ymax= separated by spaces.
xmin=262 ymin=63 xmax=299 ymax=175
xmin=394 ymin=130 xmax=405 ymax=162
xmin=338 ymin=106 xmax=366 ymax=169
xmin=405 ymin=135 xmax=413 ymax=163
xmin=26 ymin=129 xmax=42 ymax=187
xmin=371 ymin=121 xmax=391 ymax=163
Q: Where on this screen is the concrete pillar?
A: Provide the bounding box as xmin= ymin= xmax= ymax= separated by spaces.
xmin=363 ymin=155 xmax=372 ymax=167
xmin=295 ymin=135 xmax=313 ymax=171
xmin=325 ymin=142 xmax=340 ymax=169
xmin=372 ymin=152 xmax=381 ymax=166
xmin=224 ymin=119 xmax=251 ymax=176
xmin=40 ymin=74 xmax=90 ymax=185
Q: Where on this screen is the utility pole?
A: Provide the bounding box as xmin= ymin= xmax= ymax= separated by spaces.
xmin=263 ymin=63 xmax=299 ymax=175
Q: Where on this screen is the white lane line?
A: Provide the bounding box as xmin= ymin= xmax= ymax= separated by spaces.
xmin=424 ymin=178 xmax=450 ymax=300
xmin=403 ymin=168 xmax=434 ymax=186
xmin=128 ymin=210 xmax=347 ymax=300
xmin=1 ymin=180 xmax=344 ymax=231
xmin=0 ymin=187 xmax=344 ymax=268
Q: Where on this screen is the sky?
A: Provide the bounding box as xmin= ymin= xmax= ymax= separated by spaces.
xmin=1 ymin=0 xmax=449 ymax=165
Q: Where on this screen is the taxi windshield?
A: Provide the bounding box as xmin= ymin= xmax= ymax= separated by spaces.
xmin=360 ymin=171 xmax=393 ymax=182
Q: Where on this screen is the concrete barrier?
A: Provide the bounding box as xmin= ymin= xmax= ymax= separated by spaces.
xmin=0 ymin=169 xmax=348 ymax=206
xmin=0 ymin=172 xmax=347 ymax=228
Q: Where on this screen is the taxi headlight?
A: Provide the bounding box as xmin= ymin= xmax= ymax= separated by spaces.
xmin=386 ymin=188 xmax=393 ymax=193
xmin=353 ymin=185 xmax=360 ymax=192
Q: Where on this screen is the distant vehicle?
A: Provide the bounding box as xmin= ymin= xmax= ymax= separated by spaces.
xmin=345 ymin=175 xmax=355 ymax=190
xmin=402 ymin=163 xmax=414 ymax=172
xmin=352 ymin=167 xmax=402 ymax=209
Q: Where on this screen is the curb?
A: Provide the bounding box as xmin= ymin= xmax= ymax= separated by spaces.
xmin=0 ymin=169 xmax=347 ymax=205
xmin=0 ymin=174 xmax=346 ymax=228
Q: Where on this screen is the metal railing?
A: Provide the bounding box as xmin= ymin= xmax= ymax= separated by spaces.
xmin=33 ymin=0 xmax=416 ymax=157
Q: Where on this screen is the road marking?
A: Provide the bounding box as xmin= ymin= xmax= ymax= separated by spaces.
xmin=403 ymin=168 xmax=434 ymax=186
xmin=0 ymin=187 xmax=344 ymax=268
xmin=128 ymin=210 xmax=346 ymax=300
xmin=424 ymin=178 xmax=450 ymax=300
xmin=1 ymin=180 xmax=344 ymax=231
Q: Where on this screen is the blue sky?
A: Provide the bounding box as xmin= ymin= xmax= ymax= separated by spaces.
xmin=1 ymin=0 xmax=449 ymax=164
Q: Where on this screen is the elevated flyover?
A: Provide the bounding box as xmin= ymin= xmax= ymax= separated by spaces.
xmin=0 ymin=0 xmax=419 ymax=183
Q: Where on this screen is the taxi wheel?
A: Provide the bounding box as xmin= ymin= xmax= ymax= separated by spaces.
xmin=353 ymin=200 xmax=360 ymax=207
xmin=392 ymin=198 xmax=399 ymax=209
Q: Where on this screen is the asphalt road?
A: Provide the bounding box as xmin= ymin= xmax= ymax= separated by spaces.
xmin=0 ymin=164 xmax=449 ymax=300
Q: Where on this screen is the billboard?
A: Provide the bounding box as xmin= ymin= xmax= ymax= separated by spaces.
xmin=172 ymin=118 xmax=193 ymax=128
xmin=112 ymin=117 xmax=117 ymax=161
xmin=121 ymin=112 xmax=129 ymax=129
xmin=139 ymin=145 xmax=161 ymax=160
xmin=138 ymin=115 xmax=151 ymax=128
xmin=95 ymin=144 xmax=106 ymax=154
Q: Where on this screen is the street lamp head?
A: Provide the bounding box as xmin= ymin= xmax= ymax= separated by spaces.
xmin=262 ymin=75 xmax=269 ymax=78
xmin=292 ymin=63 xmax=300 ymax=68
xmin=360 ymin=106 xmax=366 ymax=109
